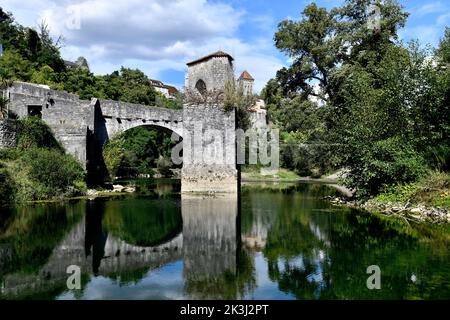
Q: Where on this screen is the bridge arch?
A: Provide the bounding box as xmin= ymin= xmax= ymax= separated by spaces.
xmin=95 ymin=99 xmax=183 ymax=143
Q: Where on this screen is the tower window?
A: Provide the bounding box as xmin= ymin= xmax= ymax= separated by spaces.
xmin=195 ymin=79 xmax=207 ymax=96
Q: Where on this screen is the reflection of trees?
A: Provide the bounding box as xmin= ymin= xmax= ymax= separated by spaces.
xmin=0 ymin=202 xmax=84 ymax=299
xmin=244 ymin=183 xmax=450 ymax=299
xmin=0 ymin=202 xmax=84 ymax=276
xmin=102 ymin=197 xmax=182 ymax=247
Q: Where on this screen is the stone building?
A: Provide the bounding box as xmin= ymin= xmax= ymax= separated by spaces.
xmin=237 ymin=70 xmax=254 ymax=96
xmin=236 ymin=69 xmax=268 ymax=130
xmin=185 ymin=51 xmax=235 ymax=94
xmin=182 ymin=51 xmax=238 ymax=193
xmin=149 ymin=79 xmax=179 ymax=99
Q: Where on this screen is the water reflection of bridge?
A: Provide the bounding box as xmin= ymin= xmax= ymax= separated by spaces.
xmin=0 ymin=195 xmax=241 ymax=299
xmin=1 ymin=216 xmax=183 ymax=297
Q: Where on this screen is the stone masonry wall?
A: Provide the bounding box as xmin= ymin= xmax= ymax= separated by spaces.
xmin=7 ymin=82 xmax=93 ymax=168
xmin=99 ymin=99 xmax=183 ymax=141
xmin=185 ymin=56 xmax=234 ymax=93
xmin=0 ymin=119 xmax=16 ymax=148
xmin=181 ymin=103 xmax=237 ymax=193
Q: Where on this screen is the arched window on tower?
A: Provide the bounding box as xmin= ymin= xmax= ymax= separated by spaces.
xmin=195 ymin=79 xmax=207 ymax=96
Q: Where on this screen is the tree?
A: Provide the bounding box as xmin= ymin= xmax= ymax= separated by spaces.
xmin=273 ymin=0 xmax=408 ymax=103
xmin=36 ymin=21 xmax=65 ymax=73
xmin=267 ymin=0 xmax=449 ymax=195
xmin=274 ymin=3 xmax=339 ymax=102
xmin=30 ymin=65 xmax=64 ymax=90
xmin=437 ymin=27 xmax=450 ymax=64
xmin=0 ymin=49 xmax=33 ymax=81
xmin=0 ymin=76 xmax=12 ymax=119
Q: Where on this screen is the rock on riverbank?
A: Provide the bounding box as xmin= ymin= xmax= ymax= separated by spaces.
xmin=326 ymin=196 xmax=450 ymax=224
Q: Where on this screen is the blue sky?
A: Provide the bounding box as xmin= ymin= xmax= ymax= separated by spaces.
xmin=1 ymin=0 xmax=448 ymax=93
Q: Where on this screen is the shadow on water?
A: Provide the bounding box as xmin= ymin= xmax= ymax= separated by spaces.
xmin=0 ymin=180 xmax=449 ymax=299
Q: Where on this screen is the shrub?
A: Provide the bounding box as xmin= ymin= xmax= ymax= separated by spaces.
xmin=344 ymin=137 xmax=428 ymax=197
xmin=19 ymin=148 xmax=86 ymax=199
xmin=16 ymin=116 xmax=63 ymax=151
xmin=374 ymin=171 xmax=450 ymax=208
xmin=0 ymin=163 xmax=15 ymax=204
xmin=102 ymin=133 xmax=126 ymax=179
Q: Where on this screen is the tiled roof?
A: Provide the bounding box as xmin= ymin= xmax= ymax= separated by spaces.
xmin=239 ymin=70 xmax=254 ymax=81
xmin=165 ymin=85 xmax=179 ymax=95
xmin=186 ymin=51 xmax=234 ymax=66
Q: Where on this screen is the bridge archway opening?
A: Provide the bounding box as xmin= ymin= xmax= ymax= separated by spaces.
xmin=102 ymin=196 xmax=182 ymax=247
xmin=102 ymin=124 xmax=182 ymax=180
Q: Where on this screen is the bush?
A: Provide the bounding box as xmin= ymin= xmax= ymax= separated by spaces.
xmin=0 ymin=163 xmax=15 ymax=204
xmin=344 ymin=138 xmax=428 ymax=197
xmin=103 ymin=133 xmax=126 ymax=179
xmin=0 ymin=116 xmax=87 ymax=202
xmin=21 ymin=148 xmax=86 ymax=198
xmin=16 ymin=116 xmax=63 ymax=151
xmin=374 ymin=171 xmax=450 ymax=208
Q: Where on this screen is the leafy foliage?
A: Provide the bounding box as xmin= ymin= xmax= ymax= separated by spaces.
xmin=102 ymin=127 xmax=178 ymax=180
xmin=265 ymin=0 xmax=449 ymax=196
xmin=0 ymin=117 xmax=86 ymax=202
xmin=15 ymin=116 xmax=63 ymax=150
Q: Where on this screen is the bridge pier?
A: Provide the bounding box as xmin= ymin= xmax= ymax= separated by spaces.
xmin=181 ymin=103 xmax=237 ymax=193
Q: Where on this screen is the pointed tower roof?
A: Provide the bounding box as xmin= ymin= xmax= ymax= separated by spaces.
xmin=239 ymin=70 xmax=254 ymax=81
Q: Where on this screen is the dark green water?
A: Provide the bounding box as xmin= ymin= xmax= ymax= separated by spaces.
xmin=0 ymin=180 xmax=449 ymax=299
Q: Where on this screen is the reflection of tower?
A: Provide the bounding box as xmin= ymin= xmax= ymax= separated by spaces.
xmin=85 ymin=200 xmax=108 ymax=275
xmin=238 ymin=70 xmax=254 ymax=96
xmin=181 ymin=194 xmax=239 ymax=298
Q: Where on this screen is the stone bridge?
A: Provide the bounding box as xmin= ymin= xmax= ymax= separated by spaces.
xmin=3 ymin=51 xmax=242 ymax=193
xmin=93 ymin=98 xmax=183 ymax=139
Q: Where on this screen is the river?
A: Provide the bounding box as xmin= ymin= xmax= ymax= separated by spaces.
xmin=0 ymin=179 xmax=449 ymax=299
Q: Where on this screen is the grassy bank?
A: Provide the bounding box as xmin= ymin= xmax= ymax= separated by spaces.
xmin=326 ymin=172 xmax=450 ymax=223
xmin=0 ymin=117 xmax=86 ymax=204
xmin=241 ymin=166 xmax=300 ymax=180
xmin=370 ymin=172 xmax=450 ymax=210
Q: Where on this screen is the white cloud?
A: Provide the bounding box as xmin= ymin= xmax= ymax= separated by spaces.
xmin=415 ymin=2 xmax=448 ymax=17
xmin=399 ymin=25 xmax=442 ymax=47
xmin=1 ymin=0 xmax=284 ymax=92
xmin=437 ymin=12 xmax=450 ymax=25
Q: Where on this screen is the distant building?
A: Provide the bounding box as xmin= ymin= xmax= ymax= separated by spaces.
xmin=64 ymin=60 xmax=78 ymax=69
xmin=64 ymin=57 xmax=90 ymax=71
xmin=238 ymin=70 xmax=268 ymax=130
xmin=149 ymin=79 xmax=179 ymax=99
xmin=238 ymin=70 xmax=254 ymax=96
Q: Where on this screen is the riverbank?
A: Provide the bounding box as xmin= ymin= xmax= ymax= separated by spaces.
xmin=326 ymin=172 xmax=450 ymax=224
xmin=241 ymin=168 xmax=354 ymax=196
xmin=327 ymin=197 xmax=450 ymax=224
xmin=243 ymin=168 xmax=450 ymax=224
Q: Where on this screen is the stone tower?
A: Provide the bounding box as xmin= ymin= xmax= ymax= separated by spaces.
xmin=182 ymin=51 xmax=238 ymax=193
xmin=238 ymin=70 xmax=254 ymax=96
xmin=185 ymin=51 xmax=235 ymax=94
